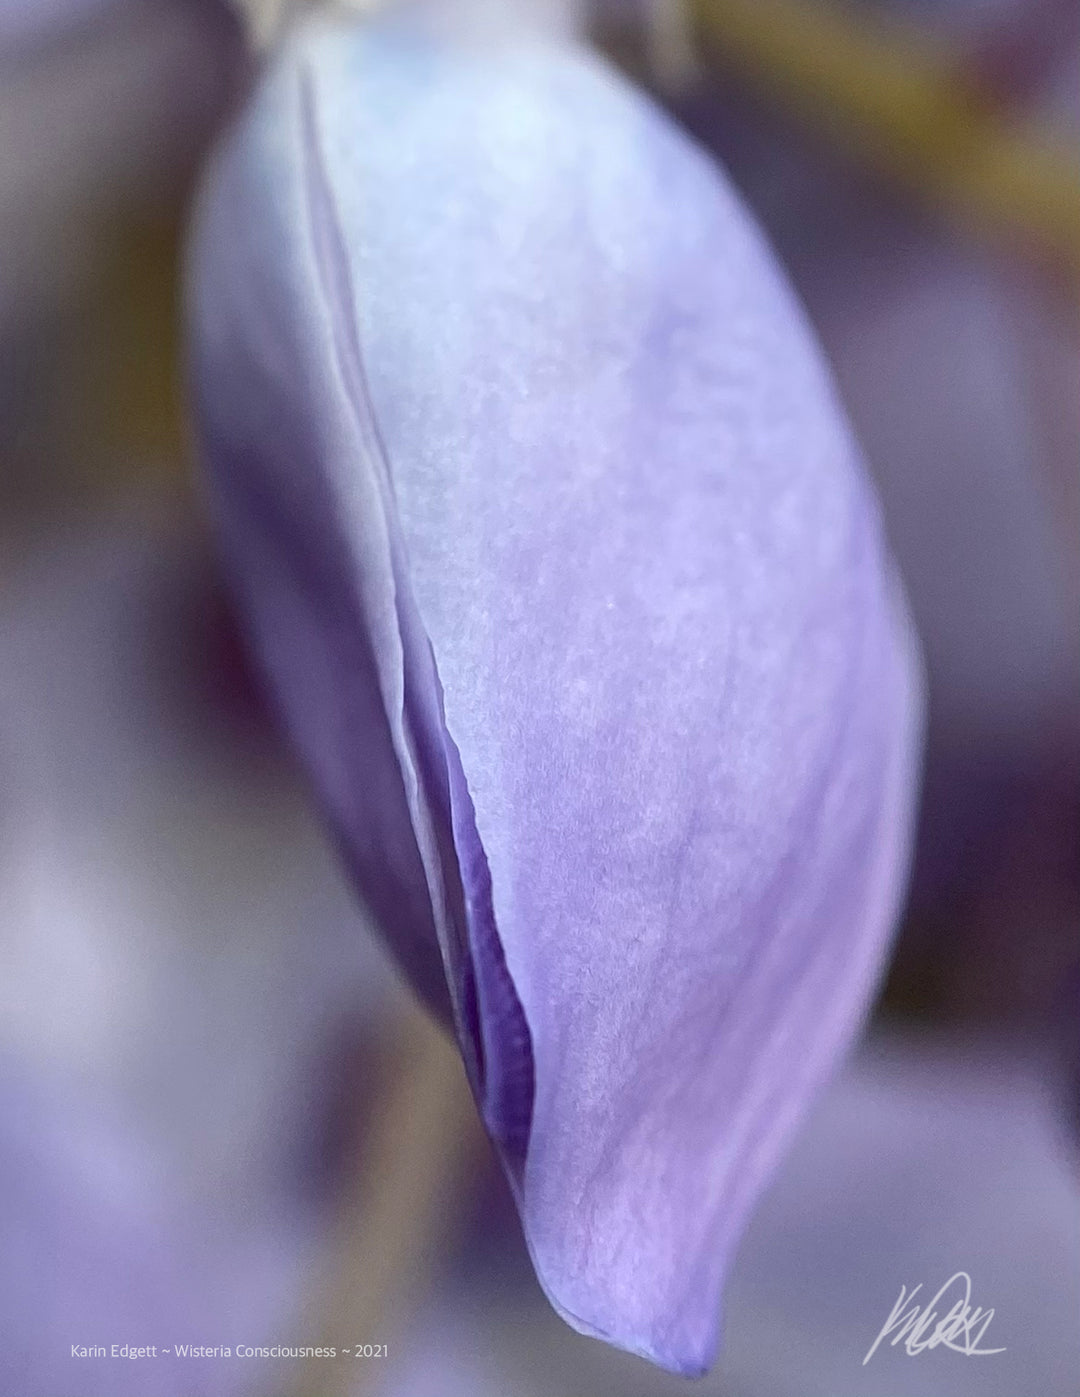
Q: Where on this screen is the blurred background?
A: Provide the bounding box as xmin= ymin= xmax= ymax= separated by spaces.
xmin=1 ymin=1 xmax=1077 ymax=1394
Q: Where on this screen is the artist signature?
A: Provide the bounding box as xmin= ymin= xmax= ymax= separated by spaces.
xmin=863 ymin=1271 xmax=1006 ymax=1365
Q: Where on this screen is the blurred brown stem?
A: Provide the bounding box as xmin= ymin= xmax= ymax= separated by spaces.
xmin=676 ymin=0 xmax=1080 ymax=280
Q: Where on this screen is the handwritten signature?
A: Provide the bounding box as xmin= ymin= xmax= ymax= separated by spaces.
xmin=863 ymin=1271 xmax=1006 ymax=1365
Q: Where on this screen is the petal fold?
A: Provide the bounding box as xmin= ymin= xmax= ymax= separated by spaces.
xmin=187 ymin=15 xmax=922 ymax=1374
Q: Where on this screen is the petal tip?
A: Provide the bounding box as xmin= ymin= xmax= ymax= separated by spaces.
xmin=522 ymin=1228 xmax=722 ymax=1378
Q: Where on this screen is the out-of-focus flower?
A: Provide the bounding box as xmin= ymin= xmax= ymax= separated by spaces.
xmin=0 ymin=505 xmax=400 ymax=1397
xmin=188 ymin=11 xmax=922 ymax=1374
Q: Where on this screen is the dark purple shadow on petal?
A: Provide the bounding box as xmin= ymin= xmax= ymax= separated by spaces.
xmin=205 ymin=436 xmax=455 ymax=1026
xmin=298 ymin=66 xmax=534 ymax=1178
xmin=438 ymin=691 xmax=536 ymax=1174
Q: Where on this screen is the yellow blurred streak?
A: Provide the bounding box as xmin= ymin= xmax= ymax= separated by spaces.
xmin=1 ymin=209 xmax=196 ymax=521
xmin=74 ymin=212 xmax=191 ymax=489
xmin=688 ymin=0 xmax=1080 ymax=279
xmin=291 ymin=1000 xmax=486 ymax=1397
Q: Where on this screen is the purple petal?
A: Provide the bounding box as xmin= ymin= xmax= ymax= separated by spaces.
xmin=187 ymin=15 xmax=922 ymax=1374
xmin=394 ymin=1034 xmax=1080 ymax=1397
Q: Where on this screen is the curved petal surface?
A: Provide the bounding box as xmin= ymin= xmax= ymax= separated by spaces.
xmin=187 ymin=15 xmax=922 ymax=1374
